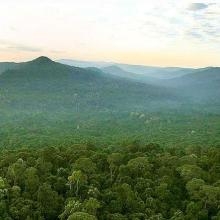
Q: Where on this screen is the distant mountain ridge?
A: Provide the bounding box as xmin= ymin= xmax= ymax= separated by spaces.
xmin=168 ymin=67 xmax=220 ymax=86
xmin=0 ymin=56 xmax=176 ymax=113
xmin=101 ymin=65 xmax=157 ymax=83
xmin=167 ymin=67 xmax=220 ymax=104
xmin=1 ymin=56 xmax=219 ymax=110
xmin=57 ymin=59 xmax=196 ymax=79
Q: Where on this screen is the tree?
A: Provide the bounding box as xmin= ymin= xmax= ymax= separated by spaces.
xmin=0 ymin=177 xmax=9 ymax=219
xmin=73 ymin=158 xmax=97 ymax=179
xmin=67 ymin=212 xmax=97 ymax=220
xmin=6 ymin=159 xmax=26 ymax=186
xmin=177 ymin=165 xmax=204 ymax=182
xmin=83 ymin=198 xmax=101 ymax=216
xmin=68 ymin=170 xmax=87 ymax=196
xmin=200 ymin=185 xmax=220 ymax=209
xmin=0 ymin=177 xmax=7 ymax=199
xmin=186 ymin=178 xmax=205 ymax=200
xmin=113 ymin=183 xmax=145 ymax=214
xmin=24 ymin=167 xmax=39 ymax=194
xmin=59 ymin=198 xmax=82 ymax=220
xmin=107 ymin=153 xmax=123 ymax=182
xmin=9 ymin=185 xmax=21 ymax=200
xmin=120 ymin=157 xmax=151 ymax=179
xmin=37 ymin=183 xmax=63 ymax=219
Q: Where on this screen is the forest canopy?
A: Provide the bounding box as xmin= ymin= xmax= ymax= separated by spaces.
xmin=0 ymin=142 xmax=219 ymax=220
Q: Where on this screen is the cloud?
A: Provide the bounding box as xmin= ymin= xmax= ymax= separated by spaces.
xmin=0 ymin=40 xmax=42 ymax=52
xmin=8 ymin=45 xmax=42 ymax=52
xmin=186 ymin=30 xmax=203 ymax=39
xmin=187 ymin=3 xmax=209 ymax=11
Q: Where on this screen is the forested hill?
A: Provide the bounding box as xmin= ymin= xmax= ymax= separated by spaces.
xmin=0 ymin=62 xmax=17 ymax=74
xmin=169 ymin=67 xmax=220 ymax=86
xmin=0 ymin=56 xmax=176 ymax=112
xmin=167 ymin=67 xmax=220 ymax=105
xmin=0 ymin=57 xmax=219 ymax=219
xmin=0 ymin=57 xmax=220 ymax=148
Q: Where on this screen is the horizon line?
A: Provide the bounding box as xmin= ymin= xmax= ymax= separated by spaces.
xmin=0 ymin=56 xmax=218 ymax=69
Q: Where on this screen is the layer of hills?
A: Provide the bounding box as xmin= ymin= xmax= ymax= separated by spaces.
xmin=58 ymin=59 xmax=196 ymax=79
xmin=0 ymin=57 xmax=219 ymax=220
xmin=0 ymin=56 xmax=220 ymax=148
xmin=0 ymin=56 xmax=177 ymax=112
xmin=1 ymin=56 xmax=219 ymax=108
xmin=0 ymin=57 xmax=220 ymax=110
xmin=59 ymin=58 xmax=220 ymax=104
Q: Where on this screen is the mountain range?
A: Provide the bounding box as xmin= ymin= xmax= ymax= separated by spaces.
xmin=58 ymin=59 xmax=197 ymax=79
xmin=1 ymin=56 xmax=219 ymax=109
xmin=0 ymin=57 xmax=176 ymax=113
xmin=59 ymin=58 xmax=220 ymax=105
xmin=0 ymin=56 xmax=219 ymax=147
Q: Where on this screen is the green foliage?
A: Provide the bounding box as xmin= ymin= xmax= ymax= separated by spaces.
xmin=0 ymin=58 xmax=219 ymax=219
xmin=67 ymin=212 xmax=97 ymax=220
xmin=0 ymin=143 xmax=218 ymax=219
xmin=0 ymin=58 xmax=220 ymax=149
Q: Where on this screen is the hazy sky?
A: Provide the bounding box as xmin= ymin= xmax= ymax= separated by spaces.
xmin=0 ymin=0 xmax=220 ymax=67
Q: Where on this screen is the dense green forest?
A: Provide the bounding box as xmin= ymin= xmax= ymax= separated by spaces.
xmin=0 ymin=143 xmax=219 ymax=219
xmin=0 ymin=110 xmax=220 ymax=149
xmin=0 ymin=57 xmax=219 ymax=219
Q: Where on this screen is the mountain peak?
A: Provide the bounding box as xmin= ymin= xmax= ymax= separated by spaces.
xmin=31 ymin=56 xmax=53 ymax=64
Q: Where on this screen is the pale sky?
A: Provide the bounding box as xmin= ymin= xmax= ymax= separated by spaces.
xmin=0 ymin=0 xmax=220 ymax=67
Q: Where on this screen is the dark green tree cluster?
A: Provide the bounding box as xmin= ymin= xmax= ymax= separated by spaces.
xmin=0 ymin=143 xmax=219 ymax=219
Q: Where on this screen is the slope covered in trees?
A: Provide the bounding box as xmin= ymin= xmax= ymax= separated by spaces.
xmin=0 ymin=143 xmax=219 ymax=219
xmin=0 ymin=56 xmax=174 ymax=112
xmin=0 ymin=62 xmax=17 ymax=74
xmin=167 ymin=67 xmax=220 ymax=106
xmin=0 ymin=57 xmax=220 ymax=148
xmin=0 ymin=57 xmax=219 ymax=219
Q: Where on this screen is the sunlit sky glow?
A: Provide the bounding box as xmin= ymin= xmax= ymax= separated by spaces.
xmin=0 ymin=0 xmax=220 ymax=67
